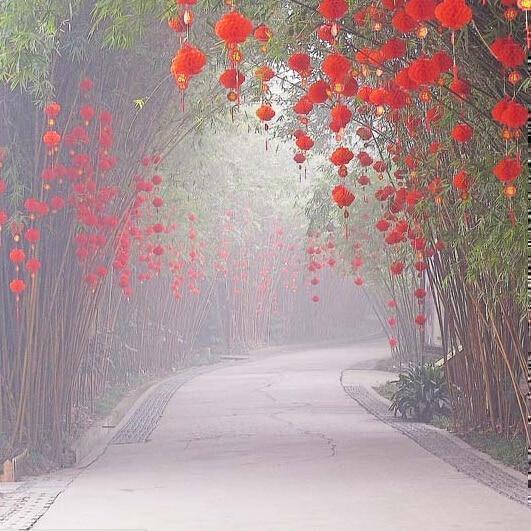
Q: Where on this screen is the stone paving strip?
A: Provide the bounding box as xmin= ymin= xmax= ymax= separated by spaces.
xmin=0 ymin=362 xmax=226 ymax=530
xmin=342 ymin=384 xmax=528 ymax=508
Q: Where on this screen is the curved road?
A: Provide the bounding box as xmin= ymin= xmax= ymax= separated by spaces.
xmin=35 ymin=341 xmax=528 ymax=530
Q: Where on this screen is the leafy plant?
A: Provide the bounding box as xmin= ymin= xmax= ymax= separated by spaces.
xmin=390 ymin=364 xmax=450 ymax=423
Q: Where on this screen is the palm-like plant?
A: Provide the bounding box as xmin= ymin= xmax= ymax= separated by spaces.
xmin=390 ymin=364 xmax=450 ymax=422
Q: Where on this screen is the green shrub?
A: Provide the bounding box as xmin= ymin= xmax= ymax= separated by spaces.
xmin=390 ymin=364 xmax=450 ymax=422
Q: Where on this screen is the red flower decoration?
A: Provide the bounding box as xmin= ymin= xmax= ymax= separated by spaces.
xmin=380 ymin=38 xmax=406 ymax=60
xmin=331 ymin=104 xmax=352 ymax=128
xmin=171 ymin=44 xmax=207 ymax=86
xmin=254 ymin=24 xmax=272 ymax=43
xmin=491 ymin=98 xmax=527 ymax=129
xmin=434 ymin=0 xmax=473 ymax=30
xmin=215 ymin=11 xmax=254 ymax=45
xmin=392 ymin=10 xmax=418 ymax=33
xmin=408 ymin=56 xmax=440 ymax=85
xmin=293 ymin=97 xmax=314 ymax=115
xmin=376 ymin=219 xmax=391 ymax=232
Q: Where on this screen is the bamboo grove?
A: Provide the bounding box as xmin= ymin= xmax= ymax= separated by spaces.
xmin=0 ymin=0 xmax=529 ymax=463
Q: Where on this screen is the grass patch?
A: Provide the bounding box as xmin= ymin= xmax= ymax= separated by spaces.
xmin=460 ymin=431 xmax=527 ymax=474
xmin=373 ymin=379 xmax=526 ymax=474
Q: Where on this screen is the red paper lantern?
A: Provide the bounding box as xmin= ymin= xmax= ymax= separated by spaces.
xmin=24 ymin=228 xmax=40 ymax=244
xmin=331 ymin=184 xmax=355 ymax=207
xmin=288 ymin=53 xmax=312 ymax=77
xmin=408 ymin=56 xmax=440 ymax=85
xmin=43 ymin=130 xmax=61 ymax=147
xmin=493 ymin=156 xmax=522 ymax=183
xmin=451 ymin=123 xmax=474 ymax=142
xmin=10 ymin=279 xmax=26 ymax=294
xmin=414 ymin=288 xmax=427 ymax=299
xmin=491 ymin=36 xmax=525 ymax=68
xmin=434 ymin=0 xmax=473 ymax=30
xmin=322 ymin=52 xmax=351 ymax=85
xmin=330 ymin=104 xmax=352 ymax=128
xmin=330 ymin=146 xmax=354 ymax=166
xmin=405 ymin=0 xmax=436 ymax=21
xmin=44 ymin=102 xmax=61 ymax=119
xmin=491 ymin=98 xmax=527 ymax=129
xmin=296 ymin=135 xmax=315 ymax=151
xmin=152 ymin=197 xmax=164 ymax=208
xmin=376 ymin=219 xmax=391 ymax=232
xmin=390 ymin=260 xmax=405 ymax=275
xmin=415 ymin=314 xmax=427 ymax=326
xmin=308 ymin=80 xmax=330 ymax=103
xmin=171 ymin=44 xmax=207 ymax=89
xmin=293 ymin=97 xmax=314 ymax=115
xmin=392 ymin=10 xmax=418 ymax=33
xmin=453 ymin=170 xmax=470 ymax=191
xmin=256 ymin=104 xmax=276 ymax=122
xmin=219 ymin=68 xmax=246 ymax=89
xmin=9 ymin=248 xmax=26 ymax=264
xmin=255 ymin=66 xmax=275 ymax=82
xmin=215 ymin=11 xmax=254 ymax=45
xmin=254 ymin=24 xmax=272 ymax=43
xmin=26 ymin=258 xmax=41 ymax=274
xmin=318 ymin=0 xmax=348 ymax=20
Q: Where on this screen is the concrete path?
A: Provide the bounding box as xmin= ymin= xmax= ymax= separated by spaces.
xmin=33 ymin=341 xmax=528 ymax=530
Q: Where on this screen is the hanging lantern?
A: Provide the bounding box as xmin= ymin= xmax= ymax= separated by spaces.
xmin=434 ymin=0 xmax=473 ymax=31
xmin=171 ymin=43 xmax=207 ymax=109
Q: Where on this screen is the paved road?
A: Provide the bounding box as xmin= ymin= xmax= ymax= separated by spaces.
xmin=34 ymin=341 xmax=528 ymax=530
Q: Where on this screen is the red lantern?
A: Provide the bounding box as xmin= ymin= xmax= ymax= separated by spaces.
xmin=256 ymin=104 xmax=276 ymax=122
xmin=171 ymin=44 xmax=207 ymax=90
xmin=390 ymin=261 xmax=405 ymax=275
xmin=26 ymin=258 xmax=41 ymax=275
xmin=296 ymin=135 xmax=315 ymax=151
xmin=493 ymin=156 xmax=522 ymax=183
xmin=490 ymin=36 xmax=526 ymax=68
xmin=10 ymin=279 xmax=26 ymax=294
xmin=331 ymin=184 xmax=355 ymax=207
xmin=219 ymin=68 xmax=246 ymax=89
xmin=24 ymin=228 xmax=40 ymax=244
xmin=215 ymin=11 xmax=254 ymax=45
xmin=322 ymin=52 xmax=351 ymax=86
xmin=453 ymin=170 xmax=470 ymax=192
xmin=451 ymin=123 xmax=473 ymax=142
xmin=414 ymin=288 xmax=427 ymax=299
xmin=9 ymin=248 xmax=26 ymax=264
xmin=415 ymin=314 xmax=427 ymax=326
xmin=330 ymin=146 xmax=354 ymax=166
xmin=254 ymin=24 xmax=272 ymax=43
xmin=434 ymin=0 xmax=473 ymax=30
xmin=43 ymin=131 xmax=61 ymax=148
xmin=318 ymin=0 xmax=348 ymax=20
xmin=288 ymin=53 xmax=312 ymax=77
xmin=405 ymin=0 xmax=436 ymax=21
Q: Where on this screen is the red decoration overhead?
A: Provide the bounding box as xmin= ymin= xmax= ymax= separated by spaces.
xmin=215 ymin=11 xmax=254 ymax=45
xmin=331 ymin=184 xmax=355 ymax=208
xmin=288 ymin=53 xmax=312 ymax=78
xmin=256 ymin=104 xmax=276 ymax=122
xmin=434 ymin=0 xmax=473 ymax=30
xmin=318 ymin=0 xmax=348 ymax=20
xmin=171 ymin=43 xmax=206 ymax=90
xmin=493 ymin=156 xmax=521 ymax=183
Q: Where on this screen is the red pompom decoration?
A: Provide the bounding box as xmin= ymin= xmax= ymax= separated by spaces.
xmin=492 ymin=98 xmax=527 ymax=129
xmin=293 ymin=97 xmax=314 ymax=115
xmin=453 ymin=170 xmax=470 ymax=191
xmin=10 ymin=279 xmax=26 ymax=294
xmin=392 ymin=10 xmax=418 ymax=33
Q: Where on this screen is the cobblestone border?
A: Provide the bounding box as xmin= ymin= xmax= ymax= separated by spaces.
xmin=342 ymin=384 xmax=528 ymax=507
